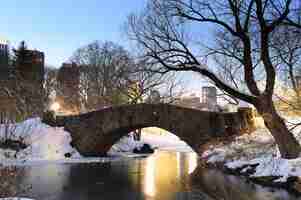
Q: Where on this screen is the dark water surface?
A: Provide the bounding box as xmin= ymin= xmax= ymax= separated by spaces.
xmin=12 ymin=151 xmax=300 ymax=200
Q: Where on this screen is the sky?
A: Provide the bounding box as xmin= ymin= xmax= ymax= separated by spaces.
xmin=0 ymin=0 xmax=213 ymax=93
xmin=0 ymin=0 xmax=147 ymax=67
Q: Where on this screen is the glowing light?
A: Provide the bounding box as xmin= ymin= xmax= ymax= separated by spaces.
xmin=144 ymin=156 xmax=156 ymax=197
xmin=50 ymin=102 xmax=60 ymax=112
xmin=188 ymin=153 xmax=198 ymax=174
xmin=176 ymin=152 xmax=181 ymax=178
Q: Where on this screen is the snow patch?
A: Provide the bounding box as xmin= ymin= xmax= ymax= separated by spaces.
xmin=108 ymin=131 xmax=194 ymax=156
xmin=202 ymin=121 xmax=301 ymax=182
xmin=0 ymin=118 xmax=82 ymax=164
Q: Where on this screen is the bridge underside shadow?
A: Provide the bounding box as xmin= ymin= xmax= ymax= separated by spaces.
xmin=42 ymin=103 xmax=255 ymax=156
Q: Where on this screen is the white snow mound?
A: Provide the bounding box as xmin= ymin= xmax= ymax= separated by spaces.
xmin=0 ymin=118 xmax=81 ymax=163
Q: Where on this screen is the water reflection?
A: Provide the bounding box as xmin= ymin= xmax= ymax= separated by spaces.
xmin=20 ymin=164 xmax=70 ymax=199
xmin=191 ymin=167 xmax=298 ymax=200
xmin=188 ymin=152 xmax=198 ymax=174
xmin=141 ymin=151 xmax=195 ymax=200
xmin=8 ymin=151 xmax=299 ymax=200
xmin=144 ymin=156 xmax=156 ymax=197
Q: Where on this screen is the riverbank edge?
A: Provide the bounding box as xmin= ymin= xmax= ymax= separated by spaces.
xmin=200 ymin=160 xmax=301 ymax=196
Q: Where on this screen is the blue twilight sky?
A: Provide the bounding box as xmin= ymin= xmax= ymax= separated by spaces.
xmin=0 ymin=0 xmax=147 ymax=67
xmin=0 ymin=0 xmax=214 ymax=92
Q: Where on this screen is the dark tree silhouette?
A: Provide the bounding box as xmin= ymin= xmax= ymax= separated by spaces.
xmin=127 ymin=0 xmax=301 ymax=158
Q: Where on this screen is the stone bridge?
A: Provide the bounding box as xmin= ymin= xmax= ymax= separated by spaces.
xmin=43 ymin=103 xmax=255 ymax=156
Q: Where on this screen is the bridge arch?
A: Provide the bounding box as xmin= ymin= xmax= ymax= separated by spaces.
xmin=43 ymin=103 xmax=255 ymax=156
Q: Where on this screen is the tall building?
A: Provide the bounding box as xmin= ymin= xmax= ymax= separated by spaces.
xmin=202 ymin=86 xmax=217 ymax=110
xmin=16 ymin=49 xmax=45 ymax=117
xmin=16 ymin=50 xmax=45 ymax=83
xmin=0 ymin=38 xmax=9 ymax=78
xmin=0 ymin=43 xmax=45 ymax=117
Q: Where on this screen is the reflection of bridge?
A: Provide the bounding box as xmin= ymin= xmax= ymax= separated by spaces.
xmin=43 ymin=103 xmax=255 ymax=156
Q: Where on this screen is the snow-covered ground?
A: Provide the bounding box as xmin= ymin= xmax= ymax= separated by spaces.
xmin=0 ymin=118 xmax=82 ymax=164
xmin=202 ymin=117 xmax=301 ymax=183
xmin=108 ymin=131 xmax=193 ymax=156
xmin=0 ymin=118 xmax=193 ymax=166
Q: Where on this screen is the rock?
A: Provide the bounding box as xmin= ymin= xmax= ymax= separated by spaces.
xmin=42 ymin=111 xmax=57 ymax=126
xmin=224 ymin=163 xmax=259 ymax=176
xmin=0 ymin=139 xmax=27 ymax=151
xmin=250 ymin=176 xmax=283 ymax=187
xmin=133 ymin=144 xmax=154 ymax=154
xmin=64 ymin=152 xmax=72 ymax=158
xmin=292 ymin=177 xmax=301 ymax=193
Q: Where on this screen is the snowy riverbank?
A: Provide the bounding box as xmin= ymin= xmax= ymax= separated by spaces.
xmin=201 ymin=118 xmax=301 ymax=193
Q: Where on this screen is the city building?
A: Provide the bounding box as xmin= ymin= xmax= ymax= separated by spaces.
xmin=16 ymin=49 xmax=45 ymax=117
xmin=173 ymin=86 xmax=220 ymax=111
xmin=0 ymin=44 xmax=45 ymax=118
xmin=202 ymin=86 xmax=218 ymax=111
xmin=16 ymin=49 xmax=44 ymax=82
xmin=0 ymin=38 xmax=9 ymax=79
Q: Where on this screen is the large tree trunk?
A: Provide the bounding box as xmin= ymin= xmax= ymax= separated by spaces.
xmin=255 ymin=97 xmax=301 ymax=159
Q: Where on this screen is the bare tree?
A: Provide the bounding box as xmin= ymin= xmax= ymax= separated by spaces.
xmin=123 ymin=60 xmax=184 ymax=104
xmin=71 ymin=41 xmax=184 ymax=112
xmin=71 ymin=41 xmax=134 ymax=110
xmin=127 ymin=0 xmax=301 ymax=158
xmin=213 ymin=53 xmax=244 ymax=106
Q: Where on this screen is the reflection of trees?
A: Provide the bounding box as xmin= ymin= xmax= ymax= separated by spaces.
xmin=18 ymin=164 xmax=71 ymax=199
xmin=67 ymin=163 xmax=112 ymax=186
xmin=64 ymin=162 xmax=145 ymax=200
xmin=0 ymin=166 xmax=28 ymax=198
xmin=190 ymin=167 xmax=293 ymax=200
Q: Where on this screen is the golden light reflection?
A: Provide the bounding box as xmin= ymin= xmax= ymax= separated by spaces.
xmin=188 ymin=153 xmax=198 ymax=174
xmin=141 ymin=152 xmax=199 ymax=199
xmin=176 ymin=152 xmax=181 ymax=178
xmin=144 ymin=156 xmax=156 ymax=197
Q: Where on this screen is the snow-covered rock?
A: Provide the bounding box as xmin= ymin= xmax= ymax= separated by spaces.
xmin=0 ymin=118 xmax=81 ymax=164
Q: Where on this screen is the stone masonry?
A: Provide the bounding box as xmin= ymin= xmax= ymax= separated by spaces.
xmin=43 ymin=103 xmax=255 ymax=157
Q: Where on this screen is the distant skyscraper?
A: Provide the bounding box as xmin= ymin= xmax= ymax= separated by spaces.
xmin=202 ymin=86 xmax=217 ymax=109
xmin=0 ymin=37 xmax=9 ymax=70
xmin=16 ymin=49 xmax=45 ymax=83
xmin=15 ymin=48 xmax=45 ymax=117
